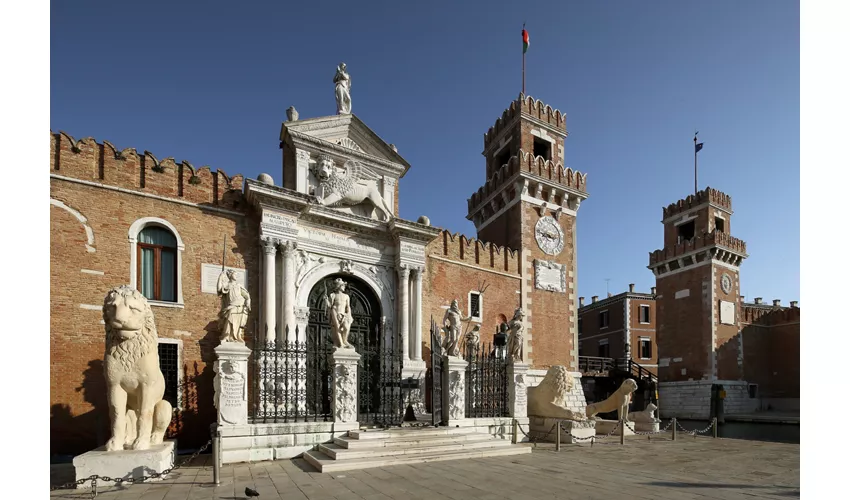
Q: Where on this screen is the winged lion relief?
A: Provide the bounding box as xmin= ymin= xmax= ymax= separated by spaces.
xmin=310 ymin=154 xmax=394 ymax=222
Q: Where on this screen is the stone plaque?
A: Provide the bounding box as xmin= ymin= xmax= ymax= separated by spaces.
xmin=299 ymin=226 xmax=386 ymax=256
xmin=261 ymin=209 xmax=298 ymax=238
xmin=720 ymin=300 xmax=736 ymax=325
xmin=201 ymin=264 xmax=246 ymax=294
xmin=218 ymin=370 xmax=246 ymax=425
xmin=534 ymin=260 xmax=566 ymax=293
xmin=675 ymin=288 xmax=690 ymax=299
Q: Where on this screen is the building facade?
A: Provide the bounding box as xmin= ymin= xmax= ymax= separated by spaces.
xmin=49 ymin=88 xmax=589 ymax=457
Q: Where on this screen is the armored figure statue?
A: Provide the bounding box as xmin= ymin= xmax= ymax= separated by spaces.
xmin=217 ymin=269 xmax=251 ymax=343
xmin=323 ymin=278 xmax=354 ymax=348
xmin=506 ymin=307 xmax=525 ymax=362
xmin=334 ymin=63 xmax=352 ymax=114
xmin=442 ymin=299 xmax=471 ymax=357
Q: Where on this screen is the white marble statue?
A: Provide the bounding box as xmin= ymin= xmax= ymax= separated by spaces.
xmin=311 ymin=155 xmax=395 ymax=222
xmin=506 ymin=307 xmax=525 ymax=362
xmin=334 ymin=62 xmax=351 ymax=114
xmin=628 ymin=403 xmax=661 ymax=423
xmin=527 ymin=366 xmax=587 ymax=421
xmin=442 ymin=299 xmax=471 ymax=357
xmin=463 ymin=324 xmax=481 ymax=358
xmin=102 ymin=286 xmax=173 ymax=451
xmin=585 ymin=378 xmax=639 ymax=422
xmin=323 ymin=278 xmax=354 ymax=348
xmin=217 ymin=269 xmax=251 ymax=343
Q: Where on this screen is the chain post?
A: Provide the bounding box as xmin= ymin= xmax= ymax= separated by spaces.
xmin=672 ymin=417 xmax=677 ymax=440
xmin=619 ymin=418 xmax=625 ymax=445
xmin=512 ymin=419 xmax=518 ymax=444
xmin=712 ymin=417 xmax=718 ymax=439
xmin=555 ymin=419 xmax=561 ymax=452
xmin=213 ymin=427 xmax=221 ymax=485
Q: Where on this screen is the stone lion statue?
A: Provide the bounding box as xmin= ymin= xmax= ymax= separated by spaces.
xmin=102 ymin=286 xmax=173 ymax=451
xmin=527 ymin=365 xmax=586 ymax=421
xmin=311 ymin=155 xmax=394 ymax=222
xmin=585 ymin=378 xmax=638 ymax=422
xmin=627 ymin=402 xmax=660 ymax=423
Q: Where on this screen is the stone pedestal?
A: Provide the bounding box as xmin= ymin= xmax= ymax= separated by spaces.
xmin=443 ymin=355 xmax=469 ymax=425
xmin=73 ymin=441 xmax=176 ymax=488
xmin=507 ymin=362 xmax=529 ymax=418
xmin=214 ymin=342 xmax=252 ymax=426
xmin=528 ymin=417 xmax=595 ymax=444
xmin=330 ymin=348 xmax=361 ymax=431
xmin=633 ymin=421 xmax=661 ymax=433
xmin=594 ymin=419 xmax=634 ymax=436
xmin=402 ymin=360 xmax=427 ymax=418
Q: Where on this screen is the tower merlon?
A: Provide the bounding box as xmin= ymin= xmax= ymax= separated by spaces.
xmin=483 ymin=94 xmax=567 ymax=154
xmin=647 ymin=229 xmax=747 ymax=275
xmin=662 ymin=186 xmax=733 ymax=222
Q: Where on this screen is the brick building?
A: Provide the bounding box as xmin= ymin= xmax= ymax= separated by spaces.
xmin=50 ymin=87 xmax=589 ymax=458
xmin=576 ymin=285 xmax=658 ymax=374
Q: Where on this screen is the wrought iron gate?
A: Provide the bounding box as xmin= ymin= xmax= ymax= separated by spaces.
xmin=465 ymin=340 xmax=509 ymax=418
xmin=356 ymin=317 xmax=404 ymax=427
xmin=428 ymin=317 xmax=445 ymax=426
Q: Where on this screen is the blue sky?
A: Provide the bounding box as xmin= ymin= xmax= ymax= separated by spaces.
xmin=50 ymin=0 xmax=800 ymax=304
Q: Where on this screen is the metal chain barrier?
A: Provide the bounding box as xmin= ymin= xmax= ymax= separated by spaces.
xmin=675 ymin=418 xmax=716 ymax=436
xmin=50 ymin=438 xmax=213 ymax=499
xmin=623 ymin=419 xmax=675 ymax=436
xmin=514 ymin=420 xmax=559 ymax=444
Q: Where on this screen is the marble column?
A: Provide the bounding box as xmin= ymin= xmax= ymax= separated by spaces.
xmin=280 ymin=240 xmax=298 ymax=342
xmin=412 ymin=267 xmax=423 ymax=361
xmin=398 ymin=265 xmax=410 ymax=362
xmin=261 ymin=237 xmax=278 ymax=344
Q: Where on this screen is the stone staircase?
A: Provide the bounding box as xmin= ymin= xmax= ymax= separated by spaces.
xmin=302 ymin=426 xmax=531 ymax=472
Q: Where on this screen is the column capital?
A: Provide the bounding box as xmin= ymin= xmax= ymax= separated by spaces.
xmin=280 ymin=239 xmax=298 ymax=257
xmin=397 ymin=265 xmax=410 ymax=280
xmin=261 ymin=236 xmax=279 ymax=254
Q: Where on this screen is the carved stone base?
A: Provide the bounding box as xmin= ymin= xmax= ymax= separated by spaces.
xmin=443 ymin=355 xmax=469 ymax=425
xmin=330 ymin=347 xmax=361 ymax=429
xmin=73 ymin=441 xmax=175 ymax=488
xmin=507 ymin=363 xmax=529 ymax=418
xmin=528 ymin=417 xmax=595 ymax=444
xmin=214 ymin=342 xmax=252 ymax=426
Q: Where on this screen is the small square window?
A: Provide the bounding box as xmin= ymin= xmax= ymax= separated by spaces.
xmin=533 ymin=137 xmax=552 ymax=161
xmin=748 ymin=384 xmax=758 ymax=399
xmin=598 ymin=342 xmax=610 ymax=358
xmin=715 ymin=217 xmax=725 ymax=233
xmin=639 ymin=305 xmax=651 ymax=324
xmin=678 ymin=221 xmax=695 ymax=242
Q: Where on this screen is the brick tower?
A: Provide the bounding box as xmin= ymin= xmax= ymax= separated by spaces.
xmin=648 ymin=187 xmax=751 ymax=418
xmin=465 ymin=94 xmax=589 ymax=370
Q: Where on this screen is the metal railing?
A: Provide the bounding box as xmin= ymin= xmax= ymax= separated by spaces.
xmin=465 ymin=341 xmax=509 ymax=418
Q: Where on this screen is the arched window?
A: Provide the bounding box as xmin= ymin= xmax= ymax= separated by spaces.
xmin=138 ymin=226 xmax=178 ymax=302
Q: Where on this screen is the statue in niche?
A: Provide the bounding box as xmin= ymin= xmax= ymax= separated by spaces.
xmin=334 ymin=62 xmax=352 ymax=114
xmin=311 ymin=154 xmax=394 ymax=222
xmin=323 ymin=278 xmax=354 ymax=349
xmin=506 ymin=307 xmax=525 ymax=362
xmin=442 ymin=299 xmax=471 ymax=357
xmin=217 ymin=269 xmax=251 ymax=343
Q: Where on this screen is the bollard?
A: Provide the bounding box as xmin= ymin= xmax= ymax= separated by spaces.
xmin=512 ymin=419 xmax=518 ymax=444
xmin=672 ymin=418 xmax=677 ymax=441
xmin=213 ymin=429 xmax=221 ymax=485
xmin=712 ymin=417 xmax=718 ymax=439
xmin=619 ymin=419 xmax=625 ymax=445
xmin=555 ymin=420 xmax=561 ymax=452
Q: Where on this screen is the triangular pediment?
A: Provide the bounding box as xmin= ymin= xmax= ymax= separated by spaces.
xmin=281 ymin=114 xmax=410 ymax=174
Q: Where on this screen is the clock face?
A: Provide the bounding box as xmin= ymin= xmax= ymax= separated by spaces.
xmin=535 ymin=216 xmax=565 ymax=256
xmin=721 ymin=274 xmax=732 ymax=295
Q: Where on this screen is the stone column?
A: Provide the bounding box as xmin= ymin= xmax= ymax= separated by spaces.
xmin=413 ymin=267 xmax=423 ymax=361
xmin=398 ymin=265 xmax=410 ymax=362
xmin=330 ymin=348 xmax=362 ymax=431
xmin=214 ymin=342 xmax=252 ymax=426
xmin=443 ymin=355 xmax=469 ymax=426
xmin=261 ymin=237 xmax=278 ymax=343
xmin=280 ymin=241 xmax=298 ymax=342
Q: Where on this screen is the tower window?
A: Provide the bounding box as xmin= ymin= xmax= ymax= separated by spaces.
xmin=639 ymin=337 xmax=652 ymax=359
xmin=533 ymin=137 xmax=552 ymax=161
xmin=715 ymin=217 xmax=725 ymax=233
xmin=678 ymin=221 xmax=695 ymax=242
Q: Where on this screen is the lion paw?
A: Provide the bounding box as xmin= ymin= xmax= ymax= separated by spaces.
xmin=131 ymin=438 xmax=151 ymax=451
xmin=105 ymin=438 xmax=124 ymax=452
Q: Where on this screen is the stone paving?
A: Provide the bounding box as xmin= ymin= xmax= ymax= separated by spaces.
xmin=50 ymin=435 xmax=800 ymax=500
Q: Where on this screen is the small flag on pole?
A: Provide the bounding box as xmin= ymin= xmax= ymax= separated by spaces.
xmin=522 ymin=28 xmax=530 ymax=54
xmin=695 ymin=142 xmax=704 ymax=153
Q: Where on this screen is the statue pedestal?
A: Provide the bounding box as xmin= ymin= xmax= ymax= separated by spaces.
xmin=633 ymin=421 xmax=661 ymax=433
xmin=507 ymin=362 xmax=529 ymax=418
xmin=214 ymin=342 xmax=252 ymax=426
xmin=73 ymin=441 xmax=176 ymax=488
xmin=330 ymin=347 xmax=361 ymax=431
xmin=442 ymin=355 xmax=469 ymax=426
xmin=528 ymin=417 xmax=595 ymax=444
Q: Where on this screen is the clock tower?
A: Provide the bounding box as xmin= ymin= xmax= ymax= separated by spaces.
xmin=466 ymin=94 xmax=589 ymax=370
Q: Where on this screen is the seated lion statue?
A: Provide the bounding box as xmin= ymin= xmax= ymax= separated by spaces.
xmin=627 ymin=402 xmax=660 ymax=423
xmin=585 ymin=378 xmax=638 ymax=422
xmin=527 ymin=365 xmax=586 ymax=421
xmin=103 ymin=286 xmax=173 ymax=451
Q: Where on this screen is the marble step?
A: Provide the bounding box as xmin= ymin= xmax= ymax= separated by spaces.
xmin=347 ymin=427 xmax=472 ymax=440
xmin=320 ymin=437 xmax=514 ymax=460
xmin=303 ymin=444 xmax=531 ymax=473
xmin=334 ymin=432 xmax=494 ymax=449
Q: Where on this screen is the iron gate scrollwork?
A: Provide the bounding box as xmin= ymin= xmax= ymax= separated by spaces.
xmin=428 ymin=317 xmax=445 ymax=426
xmin=465 ymin=339 xmax=509 ymax=418
xmin=356 ymin=317 xmax=404 ymax=427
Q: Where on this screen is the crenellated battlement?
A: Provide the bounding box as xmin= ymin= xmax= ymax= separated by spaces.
xmin=741 ymin=303 xmax=800 ymax=326
xmin=663 ymin=187 xmax=732 ymax=220
xmin=648 ymin=229 xmax=747 ymax=266
xmin=467 ymin=150 xmax=587 ymax=212
xmin=50 ymin=131 xmax=245 ymax=209
xmin=484 ymin=93 xmax=567 ymax=149
xmin=428 ymin=230 xmax=521 ymax=275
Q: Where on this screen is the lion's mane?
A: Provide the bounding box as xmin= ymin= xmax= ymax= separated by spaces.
xmin=538 ymin=365 xmax=574 ymax=406
xmin=316 ymin=165 xmax=354 ymax=202
xmin=103 ymin=286 xmax=158 ymax=372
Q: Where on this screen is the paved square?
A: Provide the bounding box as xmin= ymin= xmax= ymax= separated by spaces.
xmin=50 ymin=436 xmax=799 ymax=500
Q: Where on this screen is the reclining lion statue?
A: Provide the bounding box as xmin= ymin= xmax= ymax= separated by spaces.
xmin=103 ymin=286 xmax=173 ymax=451
xmin=527 ymin=365 xmax=586 ymax=421
xmin=628 ymin=402 xmax=660 ymax=423
xmin=585 ymin=378 xmax=638 ymax=422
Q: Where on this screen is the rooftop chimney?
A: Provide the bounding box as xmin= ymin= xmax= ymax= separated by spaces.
xmin=629 ymin=283 xmax=635 ymax=293
xmin=592 ymin=296 xmax=598 ymax=303
xmin=607 ymin=292 xmax=613 ymax=298
xmin=754 ymin=297 xmax=763 ymax=304
xmin=773 ymin=299 xmax=781 ymax=307
xmin=790 ymin=301 xmax=798 ymax=308
xmin=651 ymin=287 xmax=656 ymax=296
xmin=579 ymin=297 xmax=585 ymax=307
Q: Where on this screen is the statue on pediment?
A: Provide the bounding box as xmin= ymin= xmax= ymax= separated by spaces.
xmin=334 ymin=63 xmax=351 ymax=115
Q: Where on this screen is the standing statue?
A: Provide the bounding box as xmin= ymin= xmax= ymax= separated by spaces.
xmin=217 ymin=269 xmax=251 ymax=343
xmin=463 ymin=324 xmax=481 ymax=358
xmin=334 ymin=62 xmax=351 ymax=114
xmin=102 ymin=286 xmax=173 ymax=451
xmin=506 ymin=307 xmax=525 ymax=362
xmin=323 ymin=278 xmax=354 ymax=348
xmin=442 ymin=299 xmax=471 ymax=357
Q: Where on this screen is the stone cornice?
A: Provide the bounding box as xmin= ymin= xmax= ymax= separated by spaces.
xmin=286 ymin=130 xmax=408 ymax=178
xmin=388 ymin=218 xmax=443 ymax=243
xmin=466 ymin=171 xmax=588 ymax=222
xmin=578 ymin=292 xmax=656 ymax=314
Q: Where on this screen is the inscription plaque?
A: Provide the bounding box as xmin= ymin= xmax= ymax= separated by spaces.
xmin=534 ymin=260 xmax=566 ymax=293
xmin=201 ymin=264 xmax=246 ymax=294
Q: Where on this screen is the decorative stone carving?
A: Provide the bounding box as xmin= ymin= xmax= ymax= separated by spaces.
xmin=102 ymin=286 xmax=173 ymax=451
xmin=463 ymin=324 xmax=481 ymax=358
xmin=311 ymin=155 xmax=394 ymax=222
xmin=217 ymin=269 xmax=251 ymax=343
xmin=506 ymin=307 xmax=525 ymax=363
xmin=585 ymin=379 xmax=638 ymax=422
xmin=296 ymin=150 xmax=311 ymax=162
xmin=322 ymin=278 xmax=354 ymax=348
xmin=627 ymin=403 xmax=661 ymax=424
xmin=448 ymin=371 xmax=464 ymax=420
xmin=295 ymin=250 xmax=325 ymax=289
xmin=280 ymin=240 xmax=298 ymax=257
xmin=334 ymin=62 xmax=352 ymax=114
xmin=334 ymin=364 xmax=356 ymax=422
xmin=507 ymin=363 xmax=529 ymax=418
xmin=294 ymin=306 xmax=310 ymax=325
xmin=336 ymin=137 xmax=363 ymax=152
xmin=213 ymin=348 xmax=250 ymax=426
xmin=721 ymin=273 xmax=732 ymax=294
xmin=261 ymin=236 xmax=279 ymax=254
xmin=286 ymin=106 xmax=299 ymax=122
xmin=339 ymin=259 xmax=355 ymax=274
xmin=535 ymin=216 xmax=565 ymax=256
xmin=257 ymin=173 xmax=274 ymax=185
xmin=534 ymin=259 xmax=567 ymax=293
xmin=442 ymin=299 xmax=471 ymax=357
xmin=527 ymin=366 xmax=586 ymax=421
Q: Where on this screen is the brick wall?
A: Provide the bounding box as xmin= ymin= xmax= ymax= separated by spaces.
xmin=741 ymin=306 xmax=800 ymax=399
xmin=628 ymin=298 xmax=657 ymax=373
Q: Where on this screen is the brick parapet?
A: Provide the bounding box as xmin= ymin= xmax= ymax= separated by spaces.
xmin=427 ymin=230 xmax=522 ymax=275
xmin=648 ymin=229 xmax=747 ymax=266
xmin=662 ymin=187 xmax=732 ymax=220
xmin=484 ymin=94 xmax=566 ymax=151
xmin=740 ymin=304 xmax=800 ymax=326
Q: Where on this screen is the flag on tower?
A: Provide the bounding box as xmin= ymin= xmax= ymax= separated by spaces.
xmin=695 ymin=141 xmax=704 ymax=153
xmin=522 ymin=28 xmax=530 ymax=53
